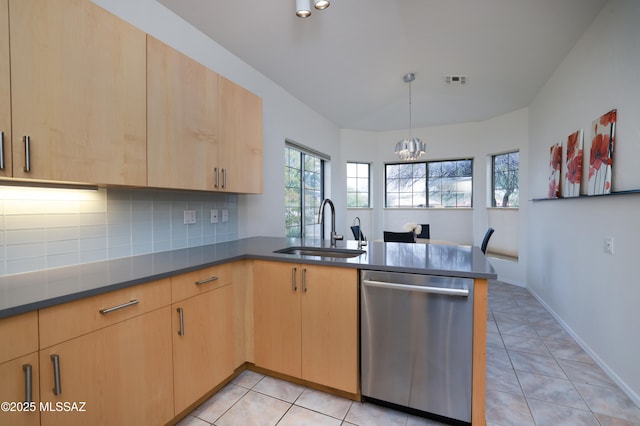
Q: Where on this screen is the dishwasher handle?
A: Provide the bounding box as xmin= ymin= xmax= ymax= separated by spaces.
xmin=363 ymin=279 xmax=469 ymax=297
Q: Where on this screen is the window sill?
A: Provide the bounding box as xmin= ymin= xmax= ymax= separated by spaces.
xmin=383 ymin=207 xmax=473 ymax=210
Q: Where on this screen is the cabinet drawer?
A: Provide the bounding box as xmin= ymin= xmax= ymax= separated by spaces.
xmin=171 ymin=263 xmax=232 ymax=302
xmin=0 ymin=311 xmax=38 ymax=363
xmin=39 ymin=278 xmax=171 ymax=348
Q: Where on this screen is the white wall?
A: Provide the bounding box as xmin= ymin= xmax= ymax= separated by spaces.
xmin=527 ymin=0 xmax=640 ymax=403
xmin=341 ymin=109 xmax=529 ymax=285
xmin=91 ymin=0 xmax=344 ymax=240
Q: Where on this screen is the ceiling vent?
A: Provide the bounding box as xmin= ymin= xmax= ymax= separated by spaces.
xmin=444 ymin=75 xmax=467 ymax=85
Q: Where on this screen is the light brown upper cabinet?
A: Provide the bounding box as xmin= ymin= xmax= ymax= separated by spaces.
xmin=0 ymin=0 xmax=10 ymax=178
xmin=8 ymin=0 xmax=147 ymax=185
xmin=147 ymin=36 xmax=219 ymax=191
xmin=218 ymin=76 xmax=263 ymax=194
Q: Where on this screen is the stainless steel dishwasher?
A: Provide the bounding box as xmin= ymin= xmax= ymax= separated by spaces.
xmin=360 ymin=270 xmax=474 ymax=424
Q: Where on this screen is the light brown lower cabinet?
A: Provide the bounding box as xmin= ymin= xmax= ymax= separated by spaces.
xmin=253 ymin=261 xmax=358 ymax=394
xmin=0 ymin=353 xmax=40 ymax=426
xmin=0 ymin=258 xmax=360 ymax=425
xmin=38 ymin=307 xmax=174 ymax=426
xmin=172 ymin=283 xmax=234 ymax=415
xmin=0 ymin=311 xmax=39 ymax=426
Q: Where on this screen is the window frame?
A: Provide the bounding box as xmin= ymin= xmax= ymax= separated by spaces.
xmin=384 ymin=158 xmax=473 ymax=208
xmin=284 ymin=142 xmax=327 ymax=238
xmin=346 ymin=161 xmax=371 ymax=208
xmin=491 ymin=150 xmax=520 ymax=208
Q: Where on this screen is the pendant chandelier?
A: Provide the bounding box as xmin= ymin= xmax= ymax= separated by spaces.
xmin=394 ymin=73 xmax=426 ymax=161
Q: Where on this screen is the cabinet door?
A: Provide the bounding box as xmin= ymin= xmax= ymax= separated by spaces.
xmin=0 ymin=0 xmax=10 ymax=178
xmin=218 ymin=76 xmax=263 ymax=194
xmin=147 ymin=36 xmax=219 ymax=191
xmin=172 ymin=284 xmax=233 ymax=414
xmin=253 ymin=260 xmax=301 ymax=377
xmin=232 ymin=260 xmax=254 ymax=367
xmin=9 ymin=0 xmax=146 ymax=185
xmin=0 ymin=353 xmax=39 ymax=426
xmin=301 ymin=265 xmax=358 ymax=393
xmin=39 ymin=307 xmax=174 ymax=426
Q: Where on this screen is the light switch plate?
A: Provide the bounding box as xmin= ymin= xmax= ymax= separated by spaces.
xmin=210 ymin=209 xmax=219 ymax=224
xmin=222 ymin=209 xmax=229 ymax=223
xmin=183 ymin=210 xmax=196 ymax=224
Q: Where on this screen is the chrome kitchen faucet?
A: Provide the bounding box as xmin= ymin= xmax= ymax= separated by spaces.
xmin=317 ymin=198 xmax=343 ymax=247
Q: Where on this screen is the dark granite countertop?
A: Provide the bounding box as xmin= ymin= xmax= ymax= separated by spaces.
xmin=0 ymin=236 xmax=496 ymax=319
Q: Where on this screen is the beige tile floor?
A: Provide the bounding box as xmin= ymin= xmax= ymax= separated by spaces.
xmin=178 ymin=281 xmax=640 ymax=426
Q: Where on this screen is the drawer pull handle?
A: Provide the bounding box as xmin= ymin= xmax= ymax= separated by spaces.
xmin=195 ymin=276 xmax=219 ymax=285
xmin=99 ymin=299 xmax=139 ymax=314
xmin=23 ymin=135 xmax=31 ymax=173
xmin=51 ymin=354 xmax=61 ymax=395
xmin=23 ymin=364 xmax=32 ymax=403
xmin=177 ymin=308 xmax=184 ymax=336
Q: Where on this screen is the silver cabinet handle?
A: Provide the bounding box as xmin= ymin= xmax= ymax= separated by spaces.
xmin=291 ymin=267 xmax=297 ymax=292
xmin=23 ymin=135 xmax=31 ymax=172
xmin=177 ymin=308 xmax=184 ymax=336
xmin=23 ymin=364 xmax=32 ymax=403
xmin=0 ymin=131 xmax=5 ymax=170
xmin=363 ymin=279 xmax=469 ymax=297
xmin=214 ymin=167 xmax=219 ymax=188
xmin=99 ymin=299 xmax=139 ymax=314
xmin=221 ymin=168 xmax=226 ymax=189
xmin=302 ymin=268 xmax=307 ymax=293
xmin=51 ymin=354 xmax=61 ymax=395
xmin=195 ymin=276 xmax=219 ymax=285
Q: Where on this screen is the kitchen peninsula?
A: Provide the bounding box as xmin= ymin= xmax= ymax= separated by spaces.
xmin=0 ymin=237 xmax=495 ymax=426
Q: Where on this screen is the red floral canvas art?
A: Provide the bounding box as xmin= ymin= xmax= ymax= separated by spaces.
xmin=587 ymin=109 xmax=616 ymax=195
xmin=562 ymin=129 xmax=583 ymax=197
xmin=548 ymin=143 xmax=562 ymax=198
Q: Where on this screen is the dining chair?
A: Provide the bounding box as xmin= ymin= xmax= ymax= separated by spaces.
xmin=351 ymin=225 xmax=366 ymax=240
xmin=481 ymin=228 xmax=495 ymax=254
xmin=416 ymin=224 xmax=430 ymax=239
xmin=383 ymin=231 xmax=416 ymax=243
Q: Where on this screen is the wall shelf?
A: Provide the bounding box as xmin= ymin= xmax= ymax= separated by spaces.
xmin=531 ymin=189 xmax=640 ymax=202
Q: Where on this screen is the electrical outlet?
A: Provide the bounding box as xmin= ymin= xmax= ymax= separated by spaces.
xmin=210 ymin=209 xmax=219 ymax=224
xmin=183 ymin=210 xmax=196 ymax=225
xmin=604 ymin=237 xmax=614 ymax=255
xmin=221 ymin=209 xmax=229 ymax=223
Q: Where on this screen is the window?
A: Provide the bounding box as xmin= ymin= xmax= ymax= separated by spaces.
xmin=428 ymin=159 xmax=473 ymax=207
xmin=492 ymin=151 xmax=519 ymax=207
xmin=346 ymin=162 xmax=370 ymax=208
xmin=385 ymin=159 xmax=472 ymax=208
xmin=285 ymin=144 xmax=325 ymax=238
xmin=385 ymin=163 xmax=427 ymax=207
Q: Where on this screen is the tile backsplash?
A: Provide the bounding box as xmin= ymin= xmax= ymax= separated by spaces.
xmin=0 ymin=185 xmax=238 ymax=276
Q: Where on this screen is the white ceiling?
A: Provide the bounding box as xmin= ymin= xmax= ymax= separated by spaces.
xmin=157 ymin=0 xmax=607 ymax=132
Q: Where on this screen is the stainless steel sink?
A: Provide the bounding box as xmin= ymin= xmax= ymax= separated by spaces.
xmin=274 ymin=246 xmax=365 ymax=258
